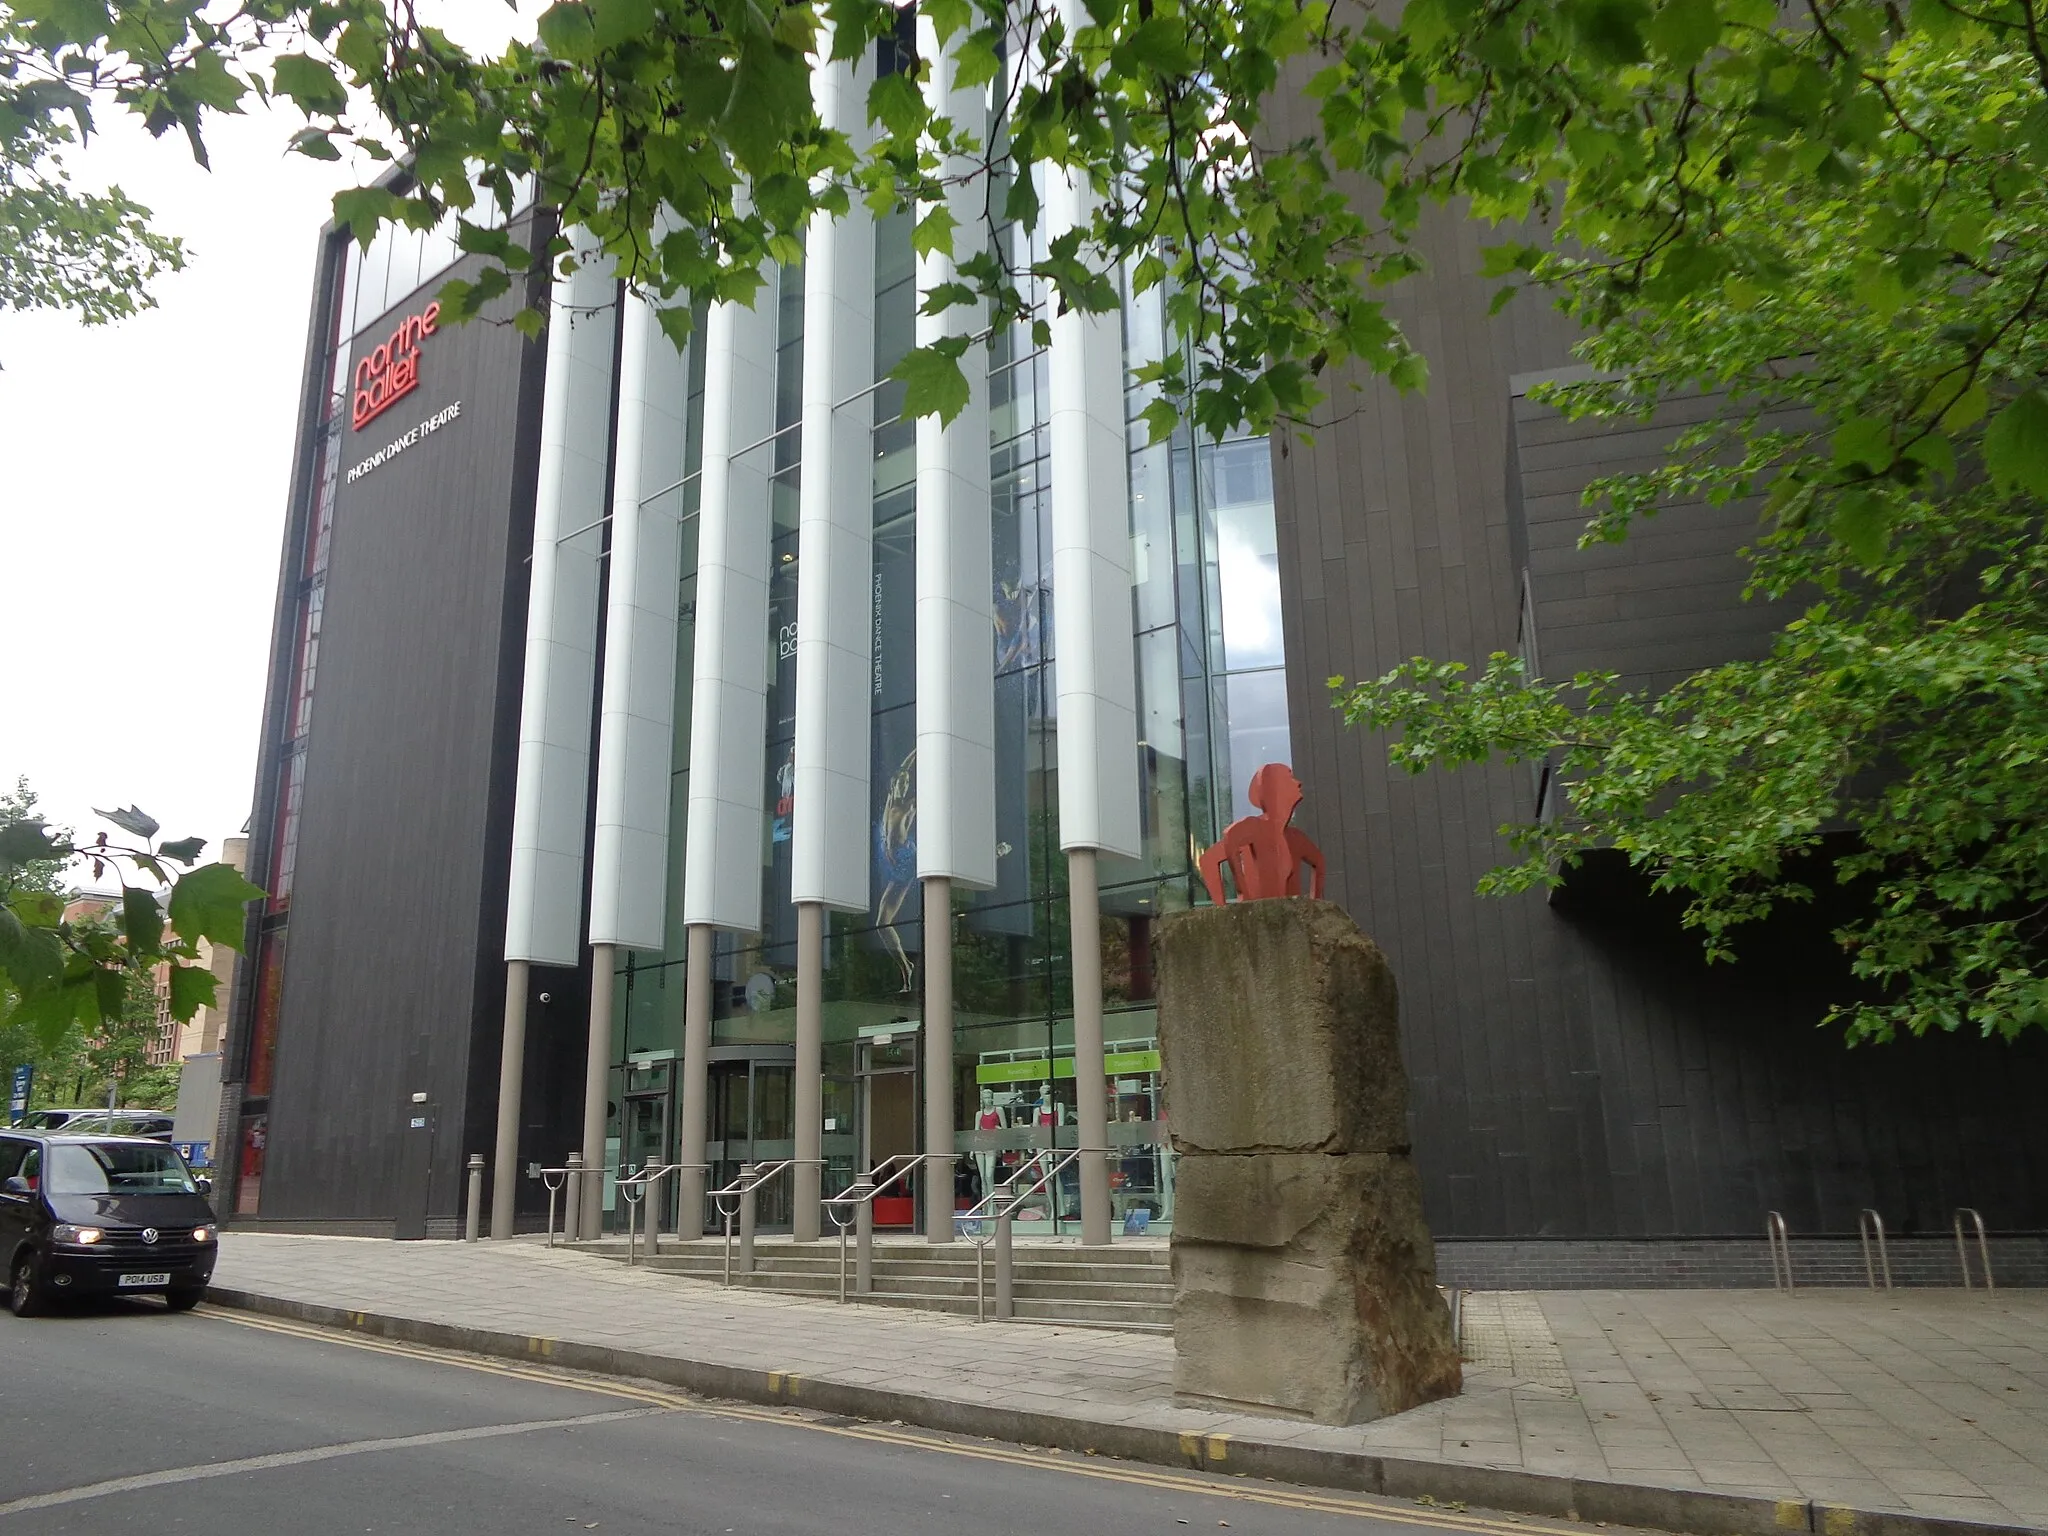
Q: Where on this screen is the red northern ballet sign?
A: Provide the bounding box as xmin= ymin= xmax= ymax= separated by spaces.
xmin=351 ymin=302 xmax=440 ymax=431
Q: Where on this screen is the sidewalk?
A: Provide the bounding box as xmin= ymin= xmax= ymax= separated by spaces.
xmin=208 ymin=1234 xmax=2048 ymax=1536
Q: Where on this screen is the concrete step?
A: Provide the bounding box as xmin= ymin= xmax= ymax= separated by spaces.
xmin=631 ymin=1252 xmax=1170 ymax=1286
xmin=588 ymin=1237 xmax=1170 ymax=1267
xmin=577 ymin=1237 xmax=1174 ymax=1330
xmin=640 ymin=1263 xmax=1167 ymax=1304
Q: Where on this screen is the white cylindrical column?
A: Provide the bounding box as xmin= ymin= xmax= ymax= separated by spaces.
xmin=590 ymin=292 xmax=692 ymax=952
xmin=790 ymin=40 xmax=878 ymax=1242
xmin=915 ymin=12 xmax=997 ymax=1244
xmin=499 ymin=254 xmax=617 ymax=1239
xmin=582 ymin=291 xmax=693 ymax=1239
xmin=1044 ymin=0 xmax=1138 ymax=1249
xmin=682 ymin=286 xmax=777 ymax=933
xmin=678 ymin=260 xmax=779 ymax=1227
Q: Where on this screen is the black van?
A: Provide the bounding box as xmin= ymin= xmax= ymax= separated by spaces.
xmin=0 ymin=1133 xmax=219 ymax=1315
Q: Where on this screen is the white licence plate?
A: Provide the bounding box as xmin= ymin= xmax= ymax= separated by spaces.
xmin=118 ymin=1272 xmax=171 ymax=1288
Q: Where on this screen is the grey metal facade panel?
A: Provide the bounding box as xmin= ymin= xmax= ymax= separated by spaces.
xmin=259 ymin=251 xmax=548 ymax=1225
xmin=1264 ymin=114 xmax=2048 ymax=1234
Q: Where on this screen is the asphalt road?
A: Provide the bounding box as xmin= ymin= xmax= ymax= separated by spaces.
xmin=2 ymin=1297 xmax=1589 ymax=1536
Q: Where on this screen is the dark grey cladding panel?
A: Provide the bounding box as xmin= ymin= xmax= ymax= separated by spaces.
xmin=260 ymin=244 xmax=554 ymax=1224
xmin=1264 ymin=56 xmax=2048 ymax=1240
xmin=1508 ymin=387 xmax=1798 ymax=690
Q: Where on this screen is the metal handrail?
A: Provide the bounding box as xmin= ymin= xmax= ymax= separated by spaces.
xmin=822 ymin=1153 xmax=923 ymax=1303
xmin=963 ymin=1147 xmax=1089 ymax=1323
xmin=709 ymin=1159 xmax=804 ymax=1286
xmin=616 ymin=1162 xmax=707 ymax=1265
xmin=1857 ymin=1209 xmax=1893 ymax=1290
xmin=536 ymin=1160 xmax=605 ymax=1247
xmin=1766 ymin=1211 xmax=1795 ymax=1293
xmin=1955 ymin=1208 xmax=1995 ymax=1290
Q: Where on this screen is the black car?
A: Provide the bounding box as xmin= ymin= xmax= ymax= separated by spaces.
xmin=0 ymin=1133 xmax=219 ymax=1315
xmin=45 ymin=1111 xmax=177 ymax=1143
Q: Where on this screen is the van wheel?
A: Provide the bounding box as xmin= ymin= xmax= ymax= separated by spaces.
xmin=164 ymin=1287 xmax=204 ymax=1313
xmin=10 ymin=1256 xmax=48 ymax=1318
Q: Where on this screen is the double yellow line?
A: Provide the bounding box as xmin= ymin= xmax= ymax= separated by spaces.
xmin=204 ymin=1308 xmax=1573 ymax=1536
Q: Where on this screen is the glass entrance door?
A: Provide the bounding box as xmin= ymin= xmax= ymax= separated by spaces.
xmin=705 ymin=1049 xmax=795 ymax=1231
xmin=858 ymin=1038 xmax=919 ymax=1229
xmin=620 ymin=1091 xmax=670 ymax=1232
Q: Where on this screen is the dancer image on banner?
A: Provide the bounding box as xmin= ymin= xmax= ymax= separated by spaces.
xmin=871 ymin=746 xmax=918 ymax=995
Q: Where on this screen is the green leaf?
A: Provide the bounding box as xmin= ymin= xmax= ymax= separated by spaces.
xmin=1852 ymin=262 xmax=1906 ymax=322
xmin=537 ymin=1 xmax=598 ymax=61
xmin=1645 ymin=0 xmax=1719 ymax=65
xmin=952 ymin=30 xmax=1001 ymax=90
xmin=273 ymin=53 xmax=348 ymax=116
xmin=120 ymin=886 xmax=163 ymax=955
xmin=1832 ymin=414 xmax=1893 ymax=473
xmin=333 ymin=185 xmax=402 ymax=246
xmin=1939 ymin=382 xmax=1989 ymax=433
xmin=1563 ymin=0 xmax=1650 ymax=66
xmin=288 ymin=126 xmax=342 ymax=161
xmin=1140 ymin=397 xmax=1179 ymax=444
xmin=868 ymin=73 xmax=924 ymax=141
xmin=1389 ymin=351 xmax=1428 ymax=392
xmin=1828 ymin=488 xmax=1891 ymax=565
xmin=1983 ymin=390 xmax=2048 ymax=499
xmin=912 ymin=205 xmax=957 ymax=260
xmin=1121 ymin=17 xmax=1196 ymax=74
xmin=166 ymin=962 xmax=218 ymax=1022
xmin=158 ymin=836 xmax=207 ymax=865
xmin=166 ymin=862 xmax=264 ymax=952
xmin=922 ymin=0 xmax=969 ymax=41
xmin=94 ymin=804 xmax=159 ymax=839
xmin=174 ymin=50 xmax=249 ymax=114
xmin=654 ymin=303 xmax=695 ymax=351
xmin=0 ymin=906 xmax=64 ymax=994
xmin=0 ymin=820 xmax=67 ymax=875
xmin=589 ymin=0 xmax=657 ymax=48
xmin=891 ymin=344 xmax=972 ymax=425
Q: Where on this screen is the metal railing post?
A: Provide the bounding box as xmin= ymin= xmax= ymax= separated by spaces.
xmin=1955 ymin=1208 xmax=1994 ymax=1290
xmin=738 ymin=1162 xmax=757 ymax=1275
xmin=1766 ymin=1211 xmax=1794 ymax=1293
xmin=543 ymin=1167 xmax=565 ymax=1247
xmin=465 ymin=1154 xmax=485 ymax=1242
xmin=995 ymin=1199 xmax=1015 ymax=1321
xmin=563 ymin=1152 xmax=584 ymax=1244
xmin=855 ymin=1184 xmax=874 ymax=1295
xmin=1858 ymin=1209 xmax=1892 ymax=1290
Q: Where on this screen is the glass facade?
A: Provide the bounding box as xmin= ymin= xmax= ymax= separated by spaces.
xmin=602 ymin=164 xmax=1290 ymax=1236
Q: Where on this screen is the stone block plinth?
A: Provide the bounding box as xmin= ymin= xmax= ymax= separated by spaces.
xmin=1157 ymin=898 xmax=1461 ymax=1425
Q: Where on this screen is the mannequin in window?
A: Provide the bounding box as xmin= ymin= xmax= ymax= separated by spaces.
xmin=974 ymin=1088 xmax=1005 ymax=1201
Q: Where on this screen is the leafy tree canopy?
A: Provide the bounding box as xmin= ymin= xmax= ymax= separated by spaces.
xmin=10 ymin=0 xmax=2046 ymax=1043
xmin=0 ymin=796 xmax=264 ymax=1055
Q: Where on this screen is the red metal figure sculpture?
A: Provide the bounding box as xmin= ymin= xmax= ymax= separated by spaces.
xmin=1198 ymin=763 xmax=1327 ymax=904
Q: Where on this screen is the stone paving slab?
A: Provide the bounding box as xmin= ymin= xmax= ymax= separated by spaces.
xmin=209 ymin=1234 xmax=2048 ymax=1535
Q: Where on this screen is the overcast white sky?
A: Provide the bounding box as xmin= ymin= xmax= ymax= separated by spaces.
xmin=0 ymin=5 xmax=529 ymax=868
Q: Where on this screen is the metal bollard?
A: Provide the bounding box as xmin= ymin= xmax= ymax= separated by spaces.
xmin=464 ymin=1153 xmax=485 ymax=1242
xmin=995 ymin=1199 xmax=1016 ymax=1321
xmin=563 ymin=1152 xmax=584 ymax=1244
xmin=737 ymin=1162 xmax=756 ymax=1275
xmin=854 ymin=1183 xmax=875 ymax=1295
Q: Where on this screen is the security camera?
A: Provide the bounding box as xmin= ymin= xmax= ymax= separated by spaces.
xmin=538 ymin=991 xmax=552 ymax=1003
